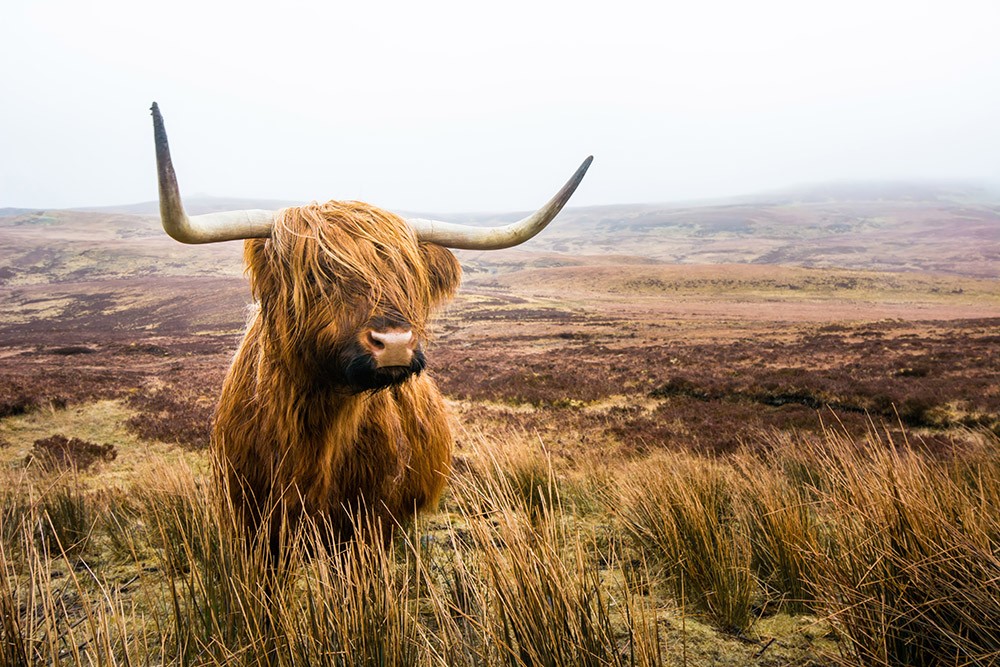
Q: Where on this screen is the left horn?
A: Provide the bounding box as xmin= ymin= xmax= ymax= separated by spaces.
xmin=406 ymin=155 xmax=593 ymax=250
xmin=152 ymin=102 xmax=276 ymax=244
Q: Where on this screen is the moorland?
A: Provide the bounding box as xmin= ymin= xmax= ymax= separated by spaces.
xmin=1 ymin=183 xmax=999 ymax=666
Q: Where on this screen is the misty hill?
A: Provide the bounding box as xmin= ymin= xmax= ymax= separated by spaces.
xmin=1 ymin=182 xmax=998 ymax=286
xmin=452 ymin=182 xmax=1000 ymax=279
xmin=0 ymin=208 xmax=38 ymax=218
xmin=78 ymin=196 xmax=306 ymax=217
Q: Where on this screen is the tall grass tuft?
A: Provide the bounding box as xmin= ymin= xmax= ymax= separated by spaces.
xmin=0 ymin=483 xmax=147 ymax=666
xmin=132 ymin=463 xmax=290 ymax=665
xmin=459 ymin=428 xmax=561 ymax=520
xmin=278 ymin=518 xmax=424 ymax=666
xmin=0 ymin=471 xmax=30 ymax=558
xmin=615 ymin=454 xmax=756 ymax=633
xmin=732 ymin=448 xmax=824 ymax=613
xmin=37 ymin=479 xmax=94 ymax=557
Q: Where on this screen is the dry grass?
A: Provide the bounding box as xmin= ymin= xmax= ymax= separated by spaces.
xmin=799 ymin=430 xmax=1000 ymax=666
xmin=0 ymin=443 xmax=664 ymax=667
xmin=1 ymin=421 xmax=996 ymax=666
xmin=616 ymin=454 xmax=757 ymax=632
xmin=612 ymin=425 xmax=1000 ymax=666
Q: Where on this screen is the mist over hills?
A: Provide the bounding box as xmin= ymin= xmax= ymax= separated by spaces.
xmin=46 ymin=179 xmax=1000 ymax=217
xmin=1 ymin=181 xmax=998 ymax=285
xmin=71 ymin=196 xmax=306 ymax=217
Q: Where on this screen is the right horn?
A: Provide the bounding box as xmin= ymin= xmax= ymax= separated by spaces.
xmin=405 ymin=156 xmax=593 ymax=250
xmin=152 ymin=102 xmax=276 ymax=244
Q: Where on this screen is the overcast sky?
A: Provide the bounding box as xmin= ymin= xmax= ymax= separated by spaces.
xmin=2 ymin=0 xmax=999 ymax=212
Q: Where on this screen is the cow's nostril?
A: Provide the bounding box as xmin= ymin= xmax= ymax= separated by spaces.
xmin=367 ymin=331 xmax=385 ymax=350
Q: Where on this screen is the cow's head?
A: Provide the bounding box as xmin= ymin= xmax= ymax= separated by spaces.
xmin=149 ymin=102 xmax=591 ymax=393
xmin=246 ymin=201 xmax=462 ymax=392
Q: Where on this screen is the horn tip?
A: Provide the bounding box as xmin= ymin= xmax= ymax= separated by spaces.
xmin=151 ymin=103 xmax=167 ymax=147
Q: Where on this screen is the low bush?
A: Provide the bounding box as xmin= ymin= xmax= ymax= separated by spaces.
xmin=126 ymin=388 xmax=215 ymax=448
xmin=25 ymin=434 xmax=117 ymax=471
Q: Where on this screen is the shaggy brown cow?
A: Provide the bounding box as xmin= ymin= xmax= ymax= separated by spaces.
xmin=217 ymin=202 xmax=462 ymax=544
xmin=150 ymin=103 xmax=591 ymax=546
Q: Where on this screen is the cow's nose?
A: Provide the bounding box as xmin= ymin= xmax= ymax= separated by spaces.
xmin=363 ymin=329 xmax=416 ymax=367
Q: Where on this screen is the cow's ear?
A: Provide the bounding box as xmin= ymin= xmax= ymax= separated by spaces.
xmin=244 ymin=238 xmax=273 ymax=303
xmin=244 ymin=238 xmax=292 ymax=323
xmin=420 ymin=243 xmax=462 ymax=306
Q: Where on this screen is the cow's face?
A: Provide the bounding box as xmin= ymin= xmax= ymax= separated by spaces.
xmin=246 ymin=201 xmax=462 ymax=393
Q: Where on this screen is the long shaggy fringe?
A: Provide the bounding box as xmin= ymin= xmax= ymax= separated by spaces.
xmin=251 ymin=201 xmax=435 ymax=338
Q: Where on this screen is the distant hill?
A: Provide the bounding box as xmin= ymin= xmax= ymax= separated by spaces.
xmin=742 ymin=180 xmax=1000 ymax=205
xmin=457 ymin=182 xmax=1000 ymax=279
xmin=1 ymin=182 xmax=998 ymax=286
xmin=76 ymin=196 xmax=306 ymax=216
xmin=0 ymin=208 xmax=38 ymax=218
xmin=520 ymin=185 xmax=1000 ymax=277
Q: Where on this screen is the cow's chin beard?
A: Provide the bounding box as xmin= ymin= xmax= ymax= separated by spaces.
xmin=341 ymin=350 xmax=427 ymax=394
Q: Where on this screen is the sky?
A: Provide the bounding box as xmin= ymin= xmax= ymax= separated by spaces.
xmin=2 ymin=0 xmax=999 ymax=212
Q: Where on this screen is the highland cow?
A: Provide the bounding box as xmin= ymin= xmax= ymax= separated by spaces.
xmin=150 ymin=103 xmax=591 ymax=547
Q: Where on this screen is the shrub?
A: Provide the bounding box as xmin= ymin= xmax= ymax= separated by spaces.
xmin=25 ymin=434 xmax=117 ymax=471
xmin=126 ymin=388 xmax=215 ymax=448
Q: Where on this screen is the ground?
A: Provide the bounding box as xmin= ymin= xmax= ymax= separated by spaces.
xmin=1 ymin=196 xmax=999 ymax=665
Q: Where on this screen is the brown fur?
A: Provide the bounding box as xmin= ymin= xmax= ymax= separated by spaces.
xmin=212 ymin=201 xmax=461 ymax=547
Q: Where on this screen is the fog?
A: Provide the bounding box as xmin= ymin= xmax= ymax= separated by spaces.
xmin=2 ymin=0 xmax=999 ymax=211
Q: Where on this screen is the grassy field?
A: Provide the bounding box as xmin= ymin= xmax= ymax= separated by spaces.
xmin=2 ymin=260 xmax=999 ymax=665
xmin=2 ymin=412 xmax=998 ymax=666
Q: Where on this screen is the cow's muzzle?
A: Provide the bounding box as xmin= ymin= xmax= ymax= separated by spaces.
xmin=344 ymin=328 xmax=426 ymax=393
xmin=361 ymin=329 xmax=417 ymax=368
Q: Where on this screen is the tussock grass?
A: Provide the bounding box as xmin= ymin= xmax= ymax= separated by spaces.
xmin=616 ymin=454 xmax=757 ymax=632
xmin=0 ymin=473 xmax=30 ymax=557
xmin=443 ymin=436 xmax=663 ymax=666
xmin=0 ymin=424 xmax=997 ymax=666
xmin=733 ymin=459 xmax=821 ymax=614
xmin=612 ymin=426 xmax=1000 ymax=665
xmin=801 ymin=430 xmax=1000 ymax=666
xmin=459 ymin=428 xmax=561 ymax=520
xmin=0 ymin=476 xmax=150 ymax=666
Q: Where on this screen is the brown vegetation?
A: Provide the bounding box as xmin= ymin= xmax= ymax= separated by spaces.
xmin=25 ymin=434 xmax=117 ymax=471
xmin=437 ymin=306 xmax=1000 ymax=456
xmin=1 ymin=272 xmax=997 ymax=455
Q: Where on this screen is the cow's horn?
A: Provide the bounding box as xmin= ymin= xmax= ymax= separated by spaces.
xmin=405 ymin=155 xmax=593 ymax=250
xmin=153 ymin=102 xmax=591 ymax=248
xmin=152 ymin=102 xmax=275 ymax=244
